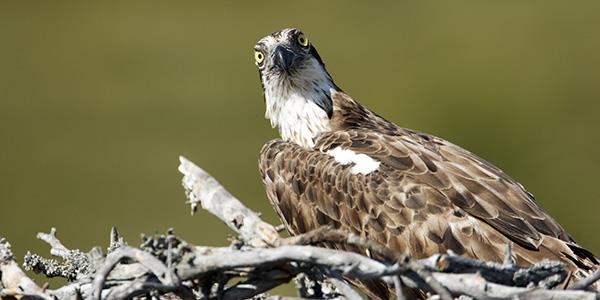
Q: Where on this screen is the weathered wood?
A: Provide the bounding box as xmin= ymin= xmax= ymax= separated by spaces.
xmin=178 ymin=156 xmax=279 ymax=248
xmin=1 ymin=157 xmax=599 ymax=300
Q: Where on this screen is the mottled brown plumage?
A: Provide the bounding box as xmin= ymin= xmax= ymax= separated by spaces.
xmin=255 ymin=28 xmax=598 ymax=299
xmin=260 ymin=92 xmax=598 ymax=298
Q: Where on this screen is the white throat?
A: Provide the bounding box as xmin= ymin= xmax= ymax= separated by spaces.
xmin=264 ymin=90 xmax=331 ymax=148
xmin=262 ymin=56 xmax=336 ymax=148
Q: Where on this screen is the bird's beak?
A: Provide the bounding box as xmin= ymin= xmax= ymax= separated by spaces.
xmin=273 ymin=46 xmax=298 ymax=71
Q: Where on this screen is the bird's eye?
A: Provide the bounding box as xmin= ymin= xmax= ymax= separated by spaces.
xmin=297 ymin=33 xmax=309 ymax=47
xmin=254 ymin=51 xmax=264 ymax=64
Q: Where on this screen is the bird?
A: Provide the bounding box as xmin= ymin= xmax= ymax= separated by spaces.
xmin=254 ymin=28 xmax=598 ymax=299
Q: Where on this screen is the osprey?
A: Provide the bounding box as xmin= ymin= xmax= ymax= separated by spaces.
xmin=255 ymin=28 xmax=598 ymax=298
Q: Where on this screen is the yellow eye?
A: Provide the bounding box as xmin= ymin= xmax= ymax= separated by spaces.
xmin=254 ymin=51 xmax=264 ymax=64
xmin=297 ymin=33 xmax=309 ymax=47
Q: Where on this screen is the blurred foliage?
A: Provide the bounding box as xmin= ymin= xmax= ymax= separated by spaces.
xmin=0 ymin=0 xmax=599 ymax=292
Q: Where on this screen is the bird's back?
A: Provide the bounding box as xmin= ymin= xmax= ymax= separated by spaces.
xmin=259 ymin=91 xmax=598 ymax=298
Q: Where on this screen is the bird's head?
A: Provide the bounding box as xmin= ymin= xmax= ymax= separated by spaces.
xmin=254 ymin=28 xmax=340 ymax=147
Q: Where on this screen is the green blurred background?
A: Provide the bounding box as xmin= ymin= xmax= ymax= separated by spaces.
xmin=1 ymin=0 xmax=599 ymax=290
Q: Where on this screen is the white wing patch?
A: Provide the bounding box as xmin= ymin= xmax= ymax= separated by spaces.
xmin=326 ymin=147 xmax=380 ymax=175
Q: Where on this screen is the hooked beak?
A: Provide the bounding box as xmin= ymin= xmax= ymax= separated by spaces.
xmin=273 ymin=46 xmax=298 ymax=71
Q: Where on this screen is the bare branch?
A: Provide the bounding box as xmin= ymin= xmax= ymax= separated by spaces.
xmin=219 ymin=269 xmax=292 ymax=300
xmin=178 ymin=156 xmax=279 ymax=247
xmin=282 ymin=227 xmax=453 ymax=299
xmin=108 ymin=226 xmax=127 ymax=253
xmin=2 ymin=156 xmax=598 ymax=300
xmin=393 ymin=276 xmax=406 ymax=300
xmin=328 ymin=277 xmax=362 ymax=300
xmin=24 ymin=228 xmax=93 ymax=281
xmin=0 ymin=237 xmax=47 ymax=299
xmin=37 ymin=227 xmax=71 ymax=259
xmin=431 ymin=272 xmax=596 ymax=300
xmin=92 ymin=246 xmax=178 ymax=300
xmin=569 ymin=268 xmax=600 ymax=291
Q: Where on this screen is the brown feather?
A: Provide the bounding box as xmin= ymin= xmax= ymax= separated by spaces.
xmin=259 ymin=91 xmax=598 ymax=299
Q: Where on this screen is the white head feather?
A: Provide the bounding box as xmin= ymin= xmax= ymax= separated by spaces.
xmin=255 ymin=28 xmax=338 ymax=148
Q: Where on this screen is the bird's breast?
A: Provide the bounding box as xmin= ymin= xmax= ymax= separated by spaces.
xmin=264 ymin=92 xmax=331 ymax=148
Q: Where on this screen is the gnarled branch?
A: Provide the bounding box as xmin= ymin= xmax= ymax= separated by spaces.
xmin=0 ymin=156 xmax=598 ymax=300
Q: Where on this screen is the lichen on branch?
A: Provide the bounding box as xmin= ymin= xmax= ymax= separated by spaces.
xmin=0 ymin=157 xmax=598 ymax=300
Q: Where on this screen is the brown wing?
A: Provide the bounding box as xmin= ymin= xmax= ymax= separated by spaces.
xmin=318 ymin=129 xmax=572 ymax=248
xmin=259 ymin=130 xmax=598 ymax=293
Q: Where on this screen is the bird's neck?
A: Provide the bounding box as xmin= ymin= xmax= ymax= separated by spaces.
xmin=264 ymin=76 xmax=338 ymax=148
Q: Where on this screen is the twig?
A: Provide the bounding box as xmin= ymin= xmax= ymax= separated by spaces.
xmin=569 ymin=268 xmax=600 ymax=290
xmin=0 ymin=237 xmax=47 ymax=299
xmin=2 ymin=156 xmax=598 ymax=300
xmin=36 ymin=227 xmax=71 ymax=259
xmin=424 ymin=253 xmax=566 ymax=288
xmin=92 ymin=246 xmax=178 ymax=300
xmin=108 ymin=226 xmax=126 ymax=253
xmin=218 ymin=269 xmax=292 ymax=300
xmin=328 ymin=276 xmax=362 ymax=300
xmin=22 ymin=235 xmax=592 ymax=300
xmin=503 ymin=244 xmax=516 ymax=268
xmin=393 ymin=276 xmax=406 ymax=300
xmin=24 ymin=228 xmax=93 ymax=281
xmin=178 ymin=156 xmax=279 ymax=247
xmin=177 ymin=245 xmax=392 ymax=281
xmin=431 ymin=272 xmax=596 ymax=300
xmin=283 ymin=227 xmax=452 ymax=300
